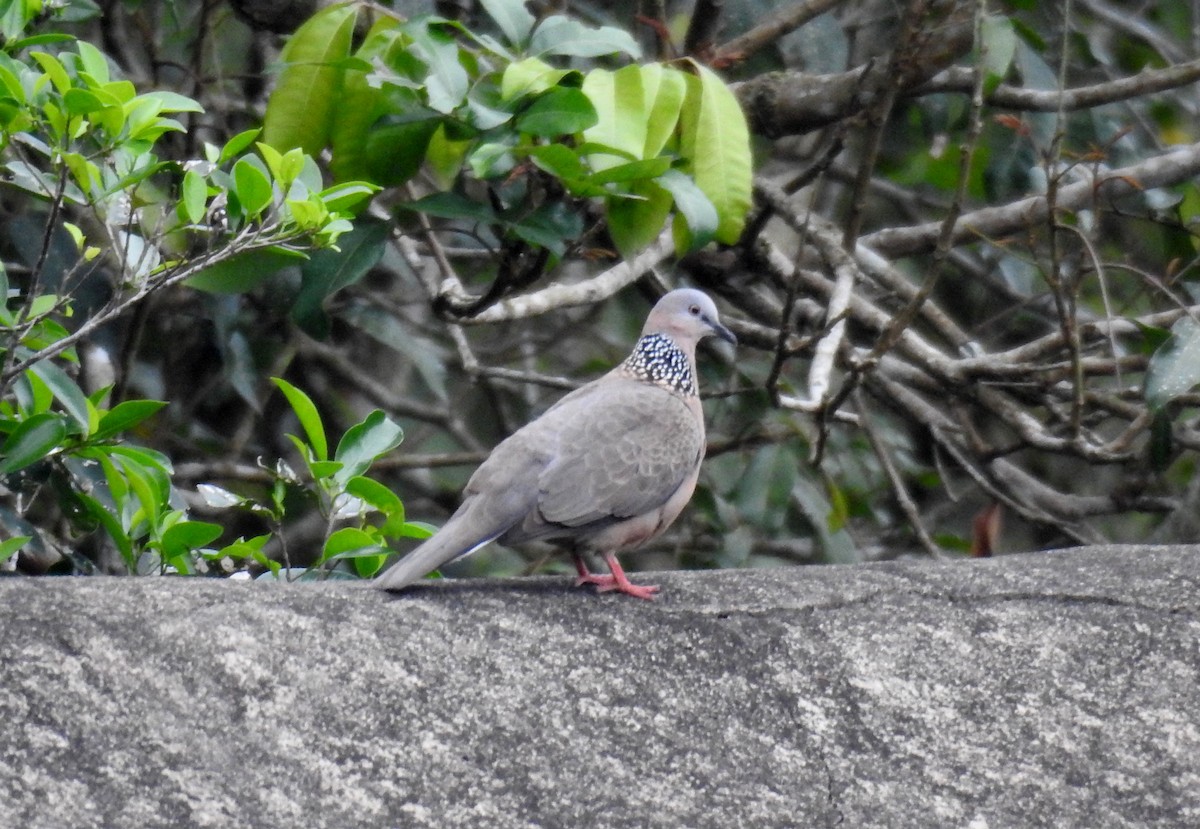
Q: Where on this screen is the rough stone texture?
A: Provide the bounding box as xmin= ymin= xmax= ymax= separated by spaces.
xmin=1 ymin=545 xmax=1198 ymax=828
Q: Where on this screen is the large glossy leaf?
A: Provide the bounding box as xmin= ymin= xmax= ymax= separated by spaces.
xmin=161 ymin=520 xmax=223 ymax=559
xmin=262 ymin=3 xmax=359 ymax=154
xmin=678 ymin=63 xmax=751 ymax=245
xmin=321 ymin=526 xmax=387 ymax=563
xmin=273 ymin=377 xmax=328 ymax=461
xmin=93 ymin=399 xmax=166 ymax=441
xmin=293 ymin=218 xmax=389 ymax=337
xmin=406 ymin=191 xmax=499 ymax=223
xmin=359 ymin=117 xmax=441 ymax=186
xmin=184 ymin=246 xmax=307 ymax=294
xmin=346 ymin=475 xmax=407 ymax=537
xmin=0 ymin=535 xmax=30 ymax=566
xmin=606 ymin=179 xmax=673 ymax=257
xmin=658 ymin=168 xmax=718 ymax=252
xmin=642 ymin=65 xmax=687 ymax=158
xmin=334 ymin=410 xmax=404 ymax=485
xmin=409 ymin=22 xmax=469 ymax=114
xmin=26 ymin=359 xmax=90 ymax=431
xmin=180 ymin=169 xmax=207 ymax=224
xmin=1146 ymin=317 xmax=1200 ymax=411
xmin=232 ymin=156 xmax=273 ymax=218
xmin=501 ymin=57 xmax=574 ymax=100
xmin=0 ymin=412 xmax=69 ymax=473
xmin=328 ymin=18 xmax=401 ymax=183
xmin=516 ymin=86 xmax=597 ymax=137
xmin=529 ymin=16 xmax=640 ymax=59
xmin=582 ymin=66 xmax=647 ymax=170
xmin=77 ymin=491 xmax=135 ymax=570
xmin=479 ymin=0 xmax=536 ymax=46
xmin=119 ymin=458 xmax=165 ymax=530
xmin=980 ymin=15 xmax=1018 ymax=95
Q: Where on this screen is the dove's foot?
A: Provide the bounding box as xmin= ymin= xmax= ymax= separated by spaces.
xmin=573 ymin=553 xmax=660 ymax=600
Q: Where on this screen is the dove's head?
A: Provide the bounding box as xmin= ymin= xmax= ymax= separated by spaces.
xmin=643 ymin=289 xmax=737 ymax=349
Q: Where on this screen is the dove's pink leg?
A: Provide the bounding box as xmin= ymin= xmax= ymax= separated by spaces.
xmin=573 ymin=553 xmax=659 ymax=600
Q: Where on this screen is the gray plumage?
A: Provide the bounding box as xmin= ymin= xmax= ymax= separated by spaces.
xmin=375 ymin=288 xmax=735 ymax=599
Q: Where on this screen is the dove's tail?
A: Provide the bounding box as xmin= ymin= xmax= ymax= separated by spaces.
xmin=374 ymin=508 xmax=500 ymax=592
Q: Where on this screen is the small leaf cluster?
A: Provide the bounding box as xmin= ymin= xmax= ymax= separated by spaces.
xmin=0 ymin=268 xmax=218 ymax=573
xmin=261 ymin=0 xmax=752 ymax=258
xmin=197 ymin=379 xmax=432 ymax=582
xmin=0 ymin=6 xmax=380 ymax=574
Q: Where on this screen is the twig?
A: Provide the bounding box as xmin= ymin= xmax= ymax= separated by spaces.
xmin=854 ymin=388 xmax=943 ymax=558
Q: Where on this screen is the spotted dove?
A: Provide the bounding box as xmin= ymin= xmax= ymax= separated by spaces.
xmin=375 ymin=288 xmax=735 ymax=599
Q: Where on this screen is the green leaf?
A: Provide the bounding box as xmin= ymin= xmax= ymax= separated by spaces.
xmin=406 ymin=191 xmax=498 ymax=223
xmin=30 ymin=51 xmax=70 ymax=94
xmin=399 ymin=521 xmax=436 ymax=540
xmin=216 ymin=534 xmax=270 ymax=561
xmin=980 ymin=15 xmax=1018 ymax=95
xmin=678 ymin=63 xmax=751 ymax=245
xmin=516 ymin=86 xmax=597 ymax=137
xmin=346 ymin=475 xmax=407 ymax=536
xmin=424 ymin=123 xmax=472 ymax=189
xmin=582 ymin=66 xmax=648 ymax=169
xmin=606 ymin=179 xmax=673 ymax=257
xmin=62 ymin=88 xmax=107 ymax=115
xmin=93 ymin=399 xmax=166 ymax=441
xmin=77 ymin=491 xmax=135 ymax=570
xmin=136 ymin=90 xmax=203 ymax=114
xmin=180 ymin=169 xmax=207 ymax=225
xmin=509 ymin=202 xmax=582 ymax=256
xmin=309 ymin=459 xmax=344 ymax=479
xmin=293 ymin=217 xmax=389 ymax=337
xmin=107 ymin=444 xmax=173 ymax=479
xmin=75 ymin=40 xmax=109 ymax=84
xmin=334 ymin=410 xmax=404 ymax=485
xmin=161 ymin=520 xmax=223 ymax=559
xmin=658 ymin=168 xmax=718 ymax=252
xmin=501 ymin=57 xmax=573 ymax=101
xmin=184 ymin=246 xmax=307 ymax=294
xmin=26 ymin=359 xmax=90 ymax=431
xmin=479 ymin=0 xmax=536 ymax=46
xmin=642 ymin=64 xmax=687 ymax=157
xmin=529 ymin=16 xmax=641 ymax=59
xmin=590 ymin=157 xmax=672 ymax=185
xmin=263 ymin=2 xmax=359 ymax=154
xmin=358 ymin=118 xmax=441 ymax=186
xmin=526 ymin=144 xmax=588 ymax=183
xmin=0 ymin=412 xmax=69 ymax=473
xmin=1146 ymin=317 xmax=1200 ymax=411
xmin=409 ymin=22 xmax=469 ymax=114
xmin=468 ymin=141 xmax=516 ymax=179
xmin=232 ymin=156 xmax=274 ymax=218
xmin=352 ymin=552 xmax=388 ymax=579
xmin=322 ymin=526 xmax=386 ymax=563
xmin=0 ymin=535 xmax=30 ymax=566
xmin=116 ymin=453 xmax=164 ymax=527
xmin=327 ymin=19 xmax=410 ymax=183
xmin=318 ymin=182 xmax=380 ymax=213
xmin=273 ymin=377 xmax=328 ymax=461
xmin=220 ymin=128 xmax=262 ymax=163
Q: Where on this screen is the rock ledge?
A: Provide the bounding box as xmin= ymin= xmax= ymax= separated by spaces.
xmin=2 ymin=545 xmax=1198 ymax=828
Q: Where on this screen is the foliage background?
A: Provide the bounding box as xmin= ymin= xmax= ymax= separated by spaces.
xmin=4 ymin=0 xmax=1200 ymax=580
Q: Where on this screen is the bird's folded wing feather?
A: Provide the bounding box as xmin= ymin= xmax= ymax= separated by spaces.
xmin=534 ymin=380 xmax=703 ymax=527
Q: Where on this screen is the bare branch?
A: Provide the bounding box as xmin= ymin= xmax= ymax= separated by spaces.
xmin=862 ymin=141 xmax=1200 ymax=258
xmin=920 ymin=58 xmax=1200 ymax=111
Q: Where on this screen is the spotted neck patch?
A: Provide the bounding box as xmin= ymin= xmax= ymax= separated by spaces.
xmin=620 ymin=333 xmax=696 ymax=395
